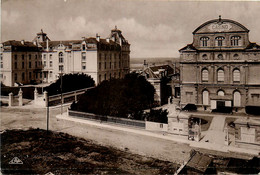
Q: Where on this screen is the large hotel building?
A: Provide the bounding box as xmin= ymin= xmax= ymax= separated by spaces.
xmin=0 ymin=27 xmax=130 ymax=86
xmin=179 ymin=16 xmax=260 ymax=112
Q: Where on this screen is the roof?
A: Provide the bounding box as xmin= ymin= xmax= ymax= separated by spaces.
xmin=193 ymin=18 xmax=249 ymax=34
xmin=245 ymin=42 xmax=260 ymax=51
xmin=2 ymin=40 xmax=40 ymax=52
xmin=150 ymin=65 xmax=174 ymax=74
xmin=3 ymin=40 xmax=38 ymax=48
xmin=186 ymin=152 xmax=212 ymax=173
xmin=179 ymin=44 xmax=197 ymax=52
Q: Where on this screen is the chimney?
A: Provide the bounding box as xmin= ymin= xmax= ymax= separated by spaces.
xmin=46 ymin=39 xmax=49 ymax=52
xmin=21 ymin=40 xmax=25 ymax=45
xmin=96 ymin=33 xmax=100 ymax=42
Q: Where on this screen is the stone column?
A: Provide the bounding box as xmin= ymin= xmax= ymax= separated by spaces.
xmin=34 ymin=88 xmax=38 ymax=101
xmin=8 ymin=92 xmax=14 ymax=107
xmin=18 ymin=88 xmax=23 ymax=106
xmin=44 ymin=91 xmax=48 ymax=107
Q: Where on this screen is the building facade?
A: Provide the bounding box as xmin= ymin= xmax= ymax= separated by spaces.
xmin=179 ymin=16 xmax=260 ymax=112
xmin=0 ymin=27 xmax=130 ymax=86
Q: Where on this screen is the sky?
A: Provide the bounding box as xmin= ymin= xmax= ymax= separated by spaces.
xmin=2 ymin=0 xmax=260 ymax=58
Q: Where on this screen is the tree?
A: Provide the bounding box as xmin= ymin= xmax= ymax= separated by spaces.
xmin=146 ymin=108 xmax=168 ymax=124
xmin=45 ymin=73 xmax=95 ymax=96
xmin=71 ymin=73 xmax=155 ymax=119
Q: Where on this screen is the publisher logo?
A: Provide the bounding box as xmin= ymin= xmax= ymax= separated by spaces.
xmin=9 ymin=157 xmax=23 ymax=164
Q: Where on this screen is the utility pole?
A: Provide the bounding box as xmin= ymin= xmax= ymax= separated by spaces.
xmin=59 ymin=71 xmax=63 ymax=115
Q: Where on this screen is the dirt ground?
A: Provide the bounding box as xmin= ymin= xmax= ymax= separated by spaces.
xmin=1 ymin=129 xmax=179 ymax=174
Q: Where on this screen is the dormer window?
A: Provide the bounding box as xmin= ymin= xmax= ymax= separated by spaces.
xmin=215 ymin=36 xmax=225 ymax=47
xmin=231 ymin=36 xmax=241 ymax=46
xmin=200 ymin=37 xmax=209 ymax=47
xmin=82 ymin=44 xmax=86 ymax=51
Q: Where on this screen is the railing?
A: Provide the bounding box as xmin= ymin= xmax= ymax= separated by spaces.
xmin=68 ymin=109 xmax=146 ymax=129
xmin=48 ymin=87 xmax=94 ymax=106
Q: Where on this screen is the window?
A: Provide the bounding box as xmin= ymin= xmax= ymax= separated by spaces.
xmin=82 ymin=52 xmax=86 ymax=61
xmin=119 ymin=72 xmax=121 ymax=78
xmin=114 ymin=62 xmax=117 ymax=68
xmin=22 ymin=72 xmax=25 ymax=81
xmin=217 ymin=90 xmax=225 ymax=96
xmin=215 ymin=36 xmax=225 ymax=46
xmin=200 ymin=37 xmax=209 ymax=47
xmin=104 ymin=62 xmax=106 ymax=69
xmin=59 ymin=52 xmax=63 ymax=63
xmin=202 ymin=54 xmax=208 ymax=60
xmin=29 ymin=62 xmax=31 ymax=68
xmin=202 ymin=90 xmax=209 ymax=105
xmin=14 ymin=73 xmax=17 ymax=81
xmin=14 ymin=55 xmax=17 ymax=60
xmin=14 ymin=62 xmax=17 ymax=69
xmin=40 ymin=72 xmax=42 ymax=78
xmin=104 ymin=74 xmax=107 ymax=80
xmin=233 ymin=69 xmax=240 ymax=82
xmin=1 ymin=62 xmax=3 ymax=68
xmin=36 ymin=73 xmax=38 ymax=79
xmin=114 ymin=72 xmax=116 ymax=78
xmin=233 ymin=54 xmax=239 ymax=60
xmin=35 ymin=61 xmax=37 ymax=68
xmin=160 ymin=124 xmax=163 ymax=128
xmin=217 ymin=69 xmax=224 ymax=82
xmin=29 ymin=54 xmax=31 ymax=60
xmin=217 ymin=54 xmax=223 ymax=60
xmin=234 ymin=91 xmax=241 ymax=107
xmin=35 ymin=55 xmax=37 ymax=60
xmin=22 ymin=62 xmax=25 ymax=69
xmin=43 ymin=54 xmax=46 ymax=60
xmin=50 ymin=54 xmax=52 ymax=60
xmin=50 ymin=61 xmax=52 ymax=67
xmin=22 ymin=55 xmax=25 ymax=60
xmin=99 ymin=74 xmax=101 ymax=82
xmin=109 ymin=73 xmax=111 ymax=79
xmin=99 ymin=53 xmax=102 ymax=59
xmin=29 ymin=72 xmax=32 ymax=79
xmin=110 ymin=62 xmax=112 ymax=69
xmin=50 ymin=71 xmax=53 ymax=78
xmin=202 ymin=69 xmax=208 ymax=82
xmin=99 ymin=62 xmax=101 ymax=70
xmin=59 ymin=65 xmax=64 ymax=72
xmin=231 ymin=36 xmax=241 ymax=46
xmin=82 ymin=44 xmax=86 ymax=51
xmin=44 ymin=61 xmax=46 ymax=67
xmin=82 ymin=62 xmax=86 ymax=70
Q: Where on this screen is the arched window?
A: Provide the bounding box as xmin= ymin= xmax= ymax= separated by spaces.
xmin=202 ymin=69 xmax=209 ymax=82
xmin=202 ymin=54 xmax=208 ymax=60
xmin=217 ymin=54 xmax=224 ymax=60
xmin=59 ymin=52 xmax=64 ymax=63
xmin=231 ymin=36 xmax=241 ymax=46
xmin=215 ymin=36 xmax=225 ymax=47
xmin=217 ymin=69 xmax=224 ymax=82
xmin=202 ymin=90 xmax=209 ymax=105
xmin=233 ymin=54 xmax=239 ymax=60
xmin=233 ymin=69 xmax=240 ymax=82
xmin=233 ymin=91 xmax=241 ymax=107
xmin=200 ymin=37 xmax=209 ymax=47
xmin=217 ymin=90 xmax=225 ymax=96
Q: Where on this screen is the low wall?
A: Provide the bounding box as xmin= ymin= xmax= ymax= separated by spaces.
xmin=145 ymin=121 xmax=168 ymax=132
xmin=68 ymin=110 xmax=145 ymax=129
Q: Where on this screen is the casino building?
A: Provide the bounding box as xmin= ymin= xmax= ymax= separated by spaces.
xmin=0 ymin=27 xmax=130 ymax=86
xmin=179 ymin=16 xmax=260 ymax=113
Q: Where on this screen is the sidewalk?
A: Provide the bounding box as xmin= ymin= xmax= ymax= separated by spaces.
xmin=57 ymin=113 xmax=260 ymax=157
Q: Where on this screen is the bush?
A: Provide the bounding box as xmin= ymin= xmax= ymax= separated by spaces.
xmin=146 ymin=109 xmax=168 ymax=124
xmin=71 ymin=73 xmax=155 ymax=119
xmin=44 ymin=73 xmax=95 ymax=96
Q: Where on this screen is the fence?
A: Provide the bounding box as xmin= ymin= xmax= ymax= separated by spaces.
xmin=47 ymin=87 xmax=94 ymax=106
xmin=68 ymin=110 xmax=146 ymax=129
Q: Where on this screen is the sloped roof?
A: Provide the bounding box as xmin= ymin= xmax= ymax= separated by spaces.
xmin=179 ymin=44 xmax=197 ymax=52
xmin=186 ymin=152 xmax=212 ymax=173
xmin=193 ymin=18 xmax=249 ymax=34
xmin=3 ymin=40 xmax=38 ymax=48
xmin=150 ymin=65 xmax=174 ymax=75
xmin=245 ymin=42 xmax=260 ymax=51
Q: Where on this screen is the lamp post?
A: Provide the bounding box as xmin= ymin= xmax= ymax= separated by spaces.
xmin=59 ymin=71 xmax=63 ymax=115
